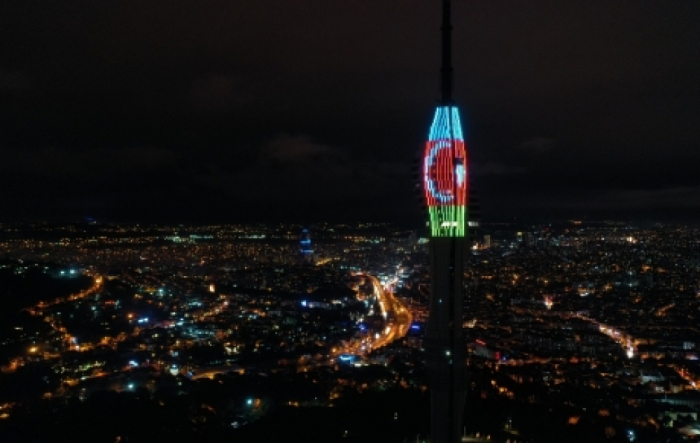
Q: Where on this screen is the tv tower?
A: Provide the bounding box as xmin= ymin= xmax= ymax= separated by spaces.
xmin=422 ymin=1 xmax=469 ymax=442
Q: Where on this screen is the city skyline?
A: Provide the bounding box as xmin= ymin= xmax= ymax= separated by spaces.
xmin=1 ymin=1 xmax=700 ymax=223
xmin=3 ymin=220 xmax=700 ymax=442
xmin=4 ymin=3 xmax=700 ymax=441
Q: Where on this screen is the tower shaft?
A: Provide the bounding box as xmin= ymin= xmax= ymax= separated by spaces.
xmin=426 ymin=237 xmax=466 ymax=443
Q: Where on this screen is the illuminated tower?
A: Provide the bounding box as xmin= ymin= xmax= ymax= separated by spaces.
xmin=423 ymin=1 xmax=468 ymax=442
xmin=299 ymin=228 xmax=314 ymax=261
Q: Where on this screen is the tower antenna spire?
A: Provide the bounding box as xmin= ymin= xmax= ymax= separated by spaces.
xmin=441 ymin=0 xmax=453 ymax=104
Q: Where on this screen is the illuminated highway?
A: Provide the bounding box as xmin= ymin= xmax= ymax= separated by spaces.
xmin=40 ymin=275 xmax=105 ymax=352
xmin=333 ymin=274 xmax=412 ymax=358
xmin=368 ymin=274 xmax=412 ymax=350
xmin=32 ymin=274 xmax=104 ymax=311
xmin=2 ymin=275 xmax=104 ymax=373
xmin=574 ymin=313 xmax=638 ymax=359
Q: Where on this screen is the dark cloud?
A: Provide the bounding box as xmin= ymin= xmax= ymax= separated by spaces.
xmin=189 ymin=75 xmax=251 ymax=112
xmin=1 ymin=146 xmax=181 ymax=177
xmin=261 ymin=135 xmax=349 ymax=166
xmin=471 ymin=162 xmax=527 ymax=177
xmin=1 ymin=1 xmax=699 ymax=222
xmin=518 ymin=138 xmax=555 ymax=155
xmin=193 ymin=135 xmax=413 ymax=221
xmin=0 ymin=69 xmax=30 ymax=92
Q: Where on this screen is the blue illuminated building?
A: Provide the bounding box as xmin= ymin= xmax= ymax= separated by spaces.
xmin=300 ymin=228 xmax=314 ymax=257
xmin=338 ymin=354 xmax=355 ymax=364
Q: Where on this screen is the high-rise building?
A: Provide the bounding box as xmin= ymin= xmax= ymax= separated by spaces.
xmin=422 ymin=1 xmax=469 ymax=442
xmin=299 ymin=228 xmax=314 ymax=262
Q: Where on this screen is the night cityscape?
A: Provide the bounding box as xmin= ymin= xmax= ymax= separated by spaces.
xmin=2 ymin=1 xmax=700 ymax=442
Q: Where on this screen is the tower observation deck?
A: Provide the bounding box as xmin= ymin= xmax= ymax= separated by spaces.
xmin=422 ymin=1 xmax=469 ymax=442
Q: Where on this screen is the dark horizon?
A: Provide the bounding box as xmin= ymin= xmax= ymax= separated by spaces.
xmin=1 ymin=216 xmax=697 ymax=231
xmin=2 ymin=1 xmax=700 ymax=223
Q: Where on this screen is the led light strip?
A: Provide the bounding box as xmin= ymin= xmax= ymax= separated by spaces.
xmin=423 ymin=106 xmax=469 ymax=237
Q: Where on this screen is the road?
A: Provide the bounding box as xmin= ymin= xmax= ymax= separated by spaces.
xmin=41 ymin=275 xmax=105 ymax=351
xmin=188 ymin=272 xmax=412 ymax=376
xmin=31 ymin=274 xmax=103 ymax=311
xmin=2 ymin=275 xmax=104 ymax=373
xmin=574 ymin=313 xmax=637 ymax=359
xmin=367 ymin=274 xmax=412 ymax=350
xmin=331 ymin=274 xmax=412 ymax=358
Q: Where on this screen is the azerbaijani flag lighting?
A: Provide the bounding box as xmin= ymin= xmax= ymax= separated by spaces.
xmin=423 ymin=106 xmax=468 ymax=237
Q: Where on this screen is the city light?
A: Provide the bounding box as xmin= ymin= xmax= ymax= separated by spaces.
xmin=0 ymin=0 xmax=696 ymax=434
xmin=2 ymin=221 xmax=696 ymax=441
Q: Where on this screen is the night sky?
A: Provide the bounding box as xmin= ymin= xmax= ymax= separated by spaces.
xmin=2 ymin=1 xmax=699 ymax=224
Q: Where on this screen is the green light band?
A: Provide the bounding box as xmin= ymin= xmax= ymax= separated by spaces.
xmin=428 ymin=205 xmax=467 ymax=237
